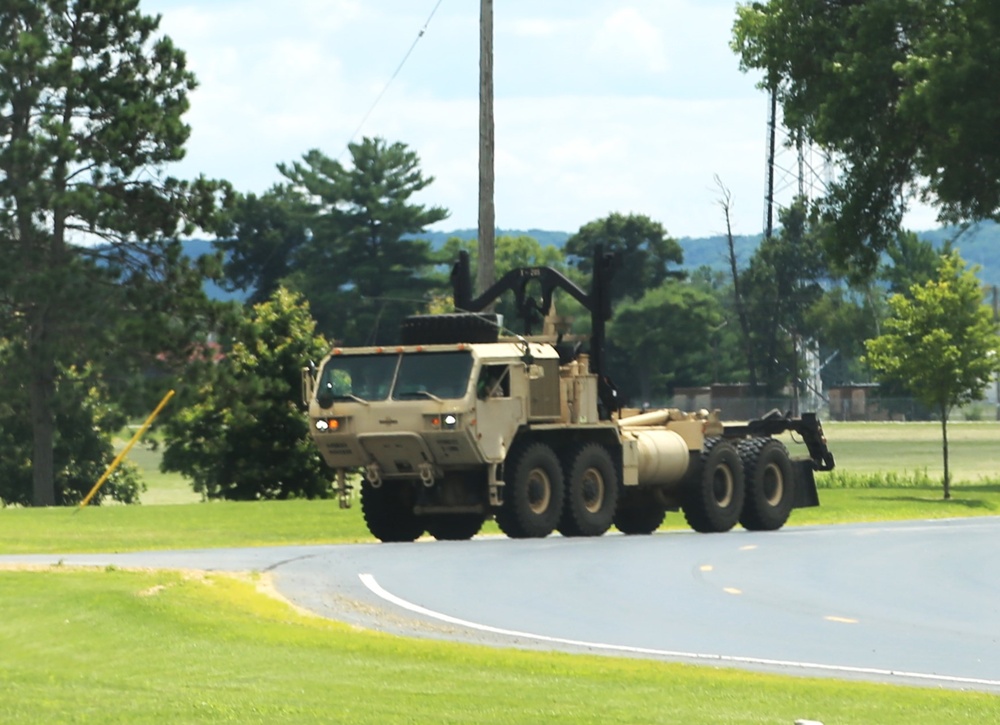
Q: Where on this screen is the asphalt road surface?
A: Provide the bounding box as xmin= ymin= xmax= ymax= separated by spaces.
xmin=3 ymin=517 xmax=999 ymax=692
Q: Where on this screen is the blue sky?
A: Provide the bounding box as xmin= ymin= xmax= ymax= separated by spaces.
xmin=144 ymin=0 xmax=939 ymax=239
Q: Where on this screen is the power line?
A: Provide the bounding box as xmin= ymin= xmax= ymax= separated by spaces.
xmin=338 ymin=0 xmax=445 ymax=160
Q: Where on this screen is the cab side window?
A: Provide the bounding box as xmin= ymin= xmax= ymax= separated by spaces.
xmin=477 ymin=365 xmax=509 ymax=399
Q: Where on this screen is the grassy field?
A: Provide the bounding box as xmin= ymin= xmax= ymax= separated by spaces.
xmin=1 ymin=422 xmax=997 ymax=722
xmin=1 ymin=485 xmax=999 ymax=554
xmin=818 ymin=421 xmax=1000 ymax=483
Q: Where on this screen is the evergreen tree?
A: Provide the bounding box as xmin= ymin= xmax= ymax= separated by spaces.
xmin=278 ymin=138 xmax=448 ymax=345
xmin=0 ymin=0 xmax=226 ymax=505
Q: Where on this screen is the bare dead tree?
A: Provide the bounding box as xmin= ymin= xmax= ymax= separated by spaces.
xmin=714 ymin=175 xmax=758 ymax=389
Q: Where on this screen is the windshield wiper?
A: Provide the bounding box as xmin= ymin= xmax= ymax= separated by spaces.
xmin=396 ymin=390 xmax=444 ymax=402
xmin=334 ymin=393 xmax=370 ymax=406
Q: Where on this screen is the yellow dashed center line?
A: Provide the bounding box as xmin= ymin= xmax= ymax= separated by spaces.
xmin=723 ymin=587 xmax=742 ymax=595
xmin=739 ymin=545 xmax=758 ymax=551
xmin=700 ymin=565 xmax=713 ymax=572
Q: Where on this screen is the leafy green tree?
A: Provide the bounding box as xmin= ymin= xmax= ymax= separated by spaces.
xmin=0 ymin=344 xmax=143 ymax=505
xmin=880 ymin=231 xmax=946 ymax=297
xmin=733 ymin=0 xmax=1000 ymax=272
xmin=161 ymin=289 xmax=331 ymax=500
xmin=608 ymin=283 xmax=727 ymax=404
xmin=277 ymin=138 xmax=448 ymax=345
xmin=0 ymin=0 xmax=225 ymax=505
xmin=804 ymin=285 xmax=881 ymax=388
xmin=218 ymin=185 xmax=311 ymax=304
xmin=564 ymin=213 xmax=684 ymax=306
xmin=741 ymin=201 xmax=829 ymax=393
xmin=864 ymin=252 xmax=1000 ymax=498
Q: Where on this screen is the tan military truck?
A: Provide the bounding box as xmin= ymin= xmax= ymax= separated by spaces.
xmin=303 ymin=248 xmax=835 ymax=542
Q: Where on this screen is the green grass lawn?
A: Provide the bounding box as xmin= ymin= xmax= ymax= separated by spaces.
xmin=2 ymin=422 xmax=997 ymax=721
xmin=1 ymin=485 xmax=998 ymax=554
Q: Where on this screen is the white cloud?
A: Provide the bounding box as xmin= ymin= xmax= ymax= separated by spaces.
xmin=146 ymin=0 xmax=934 ymax=238
xmin=591 ymin=7 xmax=669 ymax=74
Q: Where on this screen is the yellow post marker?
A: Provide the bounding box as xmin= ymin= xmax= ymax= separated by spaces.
xmin=78 ymin=389 xmax=176 ymax=509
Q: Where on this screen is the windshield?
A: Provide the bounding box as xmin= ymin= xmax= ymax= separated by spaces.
xmin=316 ymin=350 xmax=474 ymax=406
xmin=393 ymin=351 xmax=474 ymax=400
xmin=317 ymin=354 xmax=398 ymax=405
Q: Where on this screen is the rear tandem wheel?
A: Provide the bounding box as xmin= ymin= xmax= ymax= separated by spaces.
xmin=682 ymin=437 xmax=745 ymax=533
xmin=738 ymin=437 xmax=796 ymax=531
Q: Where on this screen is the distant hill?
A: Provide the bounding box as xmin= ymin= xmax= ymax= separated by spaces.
xmin=412 ymin=228 xmax=572 ymax=250
xmin=918 ymin=220 xmax=1000 ymax=287
xmin=188 ymin=221 xmax=1000 ymax=302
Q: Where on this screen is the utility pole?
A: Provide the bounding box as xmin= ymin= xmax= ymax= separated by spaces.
xmin=763 ymin=85 xmax=777 ymax=240
xmin=477 ymin=0 xmax=496 ymax=300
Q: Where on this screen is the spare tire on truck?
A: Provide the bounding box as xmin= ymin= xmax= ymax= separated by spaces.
xmin=399 ymin=313 xmax=500 ymax=345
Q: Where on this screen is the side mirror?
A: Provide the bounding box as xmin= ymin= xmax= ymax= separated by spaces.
xmin=526 ymin=364 xmax=545 ymax=380
xmin=301 ymin=363 xmax=317 ymax=407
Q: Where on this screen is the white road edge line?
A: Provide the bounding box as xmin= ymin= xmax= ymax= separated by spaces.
xmin=359 ymin=573 xmax=1000 ymax=689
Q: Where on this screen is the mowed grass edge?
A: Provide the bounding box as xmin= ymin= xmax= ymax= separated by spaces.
xmin=2 ymin=484 xmax=1000 ymax=554
xmin=0 ymin=566 xmax=996 ymax=724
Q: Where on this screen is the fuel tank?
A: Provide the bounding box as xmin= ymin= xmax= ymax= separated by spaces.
xmin=628 ymin=428 xmax=691 ymax=488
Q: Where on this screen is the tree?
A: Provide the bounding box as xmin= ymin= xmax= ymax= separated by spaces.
xmin=880 ymin=231 xmax=946 ymax=297
xmin=161 ymin=288 xmax=332 ymax=500
xmin=714 ymin=175 xmax=758 ymax=388
xmin=218 ymin=185 xmax=311 ymax=304
xmin=804 ymin=285 xmax=881 ymax=388
xmin=741 ymin=200 xmax=829 ymax=393
xmin=732 ymin=0 xmax=1000 ymax=273
xmin=864 ymin=252 xmax=1000 ymax=499
xmin=608 ymin=282 xmax=727 ymax=404
xmin=0 ymin=0 xmax=225 ymax=505
xmin=564 ymin=213 xmax=684 ymax=306
xmin=0 ymin=343 xmax=143 ymax=505
xmin=277 ymin=138 xmax=448 ymax=345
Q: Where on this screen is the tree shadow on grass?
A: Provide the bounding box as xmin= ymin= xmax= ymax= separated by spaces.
xmin=874 ymin=496 xmax=997 ymax=511
xmin=864 ymin=485 xmax=1000 ymax=511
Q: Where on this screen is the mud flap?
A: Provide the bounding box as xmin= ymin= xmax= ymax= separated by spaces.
xmin=792 ymin=459 xmax=821 ymax=509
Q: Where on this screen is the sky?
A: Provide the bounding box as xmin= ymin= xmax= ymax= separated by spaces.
xmin=143 ymin=0 xmax=940 ymax=239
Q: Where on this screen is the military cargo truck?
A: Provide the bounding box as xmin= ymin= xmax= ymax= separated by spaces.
xmin=303 ymin=248 xmax=835 ymax=542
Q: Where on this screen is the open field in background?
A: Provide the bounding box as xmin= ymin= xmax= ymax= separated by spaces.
xmin=816 ymin=421 xmax=1000 ymax=484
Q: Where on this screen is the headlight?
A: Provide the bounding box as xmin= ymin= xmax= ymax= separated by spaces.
xmin=426 ymin=413 xmax=460 ymax=430
xmin=314 ymin=418 xmax=341 ymax=432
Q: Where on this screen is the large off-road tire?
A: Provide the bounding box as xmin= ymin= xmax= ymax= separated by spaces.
xmin=738 ymin=437 xmax=796 ymax=531
xmin=361 ymin=480 xmax=424 ymax=542
xmin=495 ymin=442 xmax=565 ymax=539
xmin=612 ymin=489 xmax=666 ymax=535
xmin=399 ymin=313 xmax=500 ymax=345
xmin=682 ymin=438 xmax=745 ymax=533
xmin=558 ymin=443 xmax=619 ymax=537
xmin=425 ymin=513 xmax=486 ymax=541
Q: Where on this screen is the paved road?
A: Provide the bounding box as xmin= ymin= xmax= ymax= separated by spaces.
xmin=3 ymin=518 xmax=999 ymax=692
